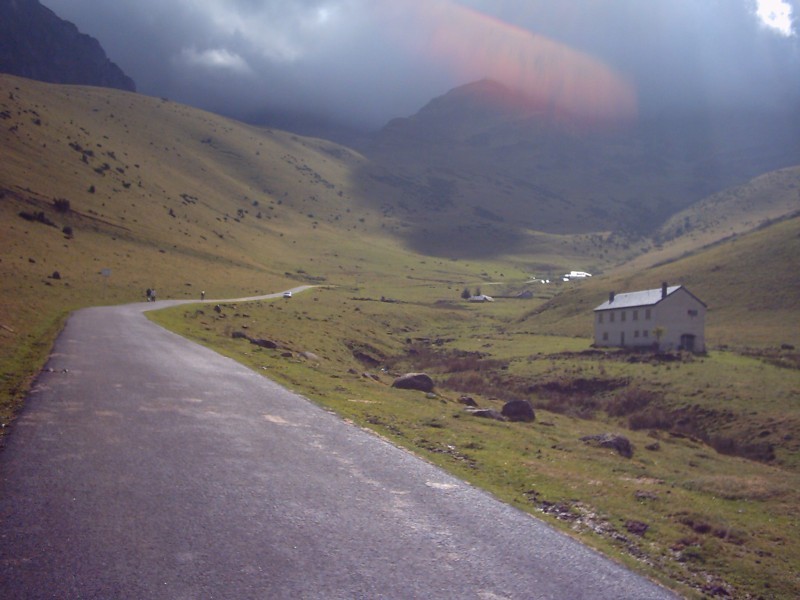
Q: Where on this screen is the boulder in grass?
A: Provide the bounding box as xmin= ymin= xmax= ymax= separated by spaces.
xmin=466 ymin=408 xmax=506 ymax=421
xmin=502 ymin=400 xmax=535 ymax=422
xmin=580 ymin=433 xmax=633 ymax=458
xmin=250 ymin=338 xmax=278 ymax=349
xmin=391 ymin=373 xmax=435 ymax=393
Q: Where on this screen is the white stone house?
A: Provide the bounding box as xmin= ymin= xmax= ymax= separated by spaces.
xmin=593 ymin=283 xmax=706 ymax=352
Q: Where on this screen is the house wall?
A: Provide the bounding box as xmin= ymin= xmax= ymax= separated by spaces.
xmin=594 ymin=288 xmax=706 ymax=352
xmin=594 ymin=305 xmax=656 ymax=348
xmin=653 ymin=289 xmax=706 ymax=352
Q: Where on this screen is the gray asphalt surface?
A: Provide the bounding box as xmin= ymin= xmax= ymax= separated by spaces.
xmin=0 ymin=292 xmax=679 ymax=599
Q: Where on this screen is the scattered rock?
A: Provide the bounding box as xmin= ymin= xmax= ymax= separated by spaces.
xmin=458 ymin=395 xmax=478 ymax=407
xmin=231 ymin=331 xmax=248 ymax=339
xmin=352 ymin=350 xmax=380 ymax=366
xmin=502 ymin=399 xmax=535 ymax=422
xmin=280 ymin=352 xmax=293 ymax=358
xmin=250 ymin=338 xmax=278 ymax=349
xmin=580 ymin=433 xmax=633 ymax=458
xmin=635 ymin=490 xmax=659 ymax=501
xmin=50 ymin=271 xmax=61 ymax=280
xmin=645 ymin=441 xmax=661 ymax=451
xmin=625 ymin=520 xmax=649 ymax=536
xmin=391 ymin=372 xmax=435 ymax=393
xmin=465 ymin=408 xmax=506 ymax=421
xmin=362 ymin=372 xmax=380 ymax=381
xmin=300 ymin=351 xmax=320 ymax=362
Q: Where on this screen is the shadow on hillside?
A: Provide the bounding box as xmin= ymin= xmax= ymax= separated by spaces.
xmin=403 ymin=222 xmax=528 ymax=259
xmin=349 ymin=162 xmax=531 ymax=259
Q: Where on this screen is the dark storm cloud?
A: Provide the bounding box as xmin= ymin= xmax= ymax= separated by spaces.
xmin=41 ymin=1 xmax=799 ymax=129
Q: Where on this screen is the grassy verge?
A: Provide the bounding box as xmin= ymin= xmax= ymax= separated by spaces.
xmin=150 ymin=284 xmax=800 ymax=599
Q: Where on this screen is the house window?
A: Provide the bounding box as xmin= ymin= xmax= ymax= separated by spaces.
xmin=643 ymin=330 xmax=649 ymax=338
xmin=633 ymin=310 xmax=638 ymax=321
xmin=645 ymin=308 xmax=651 ymax=320
xmin=634 ymin=330 xmax=640 ymax=338
xmin=603 ymin=332 xmax=609 ymax=341
xmin=688 ymin=309 xmax=698 ymax=317
xmin=610 ymin=312 xmax=615 ymax=323
xmin=598 ymin=313 xmax=604 ymax=324
xmin=621 ymin=311 xmax=626 ymax=322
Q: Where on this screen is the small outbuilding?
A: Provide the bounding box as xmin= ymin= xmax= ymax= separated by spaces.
xmin=593 ymin=282 xmax=706 ymax=352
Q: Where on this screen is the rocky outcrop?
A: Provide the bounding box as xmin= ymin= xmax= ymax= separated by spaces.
xmin=232 ymin=331 xmax=279 ymax=349
xmin=580 ymin=433 xmax=633 ymax=458
xmin=501 ymin=400 xmax=535 ymax=422
xmin=391 ymin=373 xmax=434 ymax=393
xmin=0 ymin=0 xmax=136 ymax=91
xmin=465 ymin=408 xmax=505 ymax=421
xmin=458 ymin=396 xmax=478 ymax=407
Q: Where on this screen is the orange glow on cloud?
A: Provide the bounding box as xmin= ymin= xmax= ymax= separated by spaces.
xmin=385 ymin=1 xmax=638 ymax=124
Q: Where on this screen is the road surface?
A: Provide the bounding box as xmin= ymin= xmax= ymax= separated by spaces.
xmin=0 ymin=292 xmax=679 ymax=599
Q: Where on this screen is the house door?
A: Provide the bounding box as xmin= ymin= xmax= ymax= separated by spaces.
xmin=680 ymin=334 xmax=696 ymax=352
xmin=620 ymin=332 xmax=625 ymax=346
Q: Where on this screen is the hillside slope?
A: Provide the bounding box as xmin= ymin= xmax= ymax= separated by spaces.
xmin=521 ymin=213 xmax=800 ymax=348
xmin=621 ymin=165 xmax=800 ymax=271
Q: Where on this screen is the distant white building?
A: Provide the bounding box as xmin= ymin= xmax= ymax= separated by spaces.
xmin=565 ymin=270 xmax=592 ymax=279
xmin=593 ymin=283 xmax=706 ymax=352
xmin=469 ymin=294 xmax=494 ymax=303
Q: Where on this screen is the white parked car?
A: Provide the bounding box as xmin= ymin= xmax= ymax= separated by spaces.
xmin=282 ymin=291 xmax=293 ymax=298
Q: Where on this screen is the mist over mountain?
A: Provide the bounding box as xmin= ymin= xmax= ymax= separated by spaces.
xmin=356 ymin=79 xmax=800 ymax=252
xmin=0 ymin=0 xmax=135 ymax=92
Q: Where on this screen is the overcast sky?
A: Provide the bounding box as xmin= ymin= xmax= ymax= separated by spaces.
xmin=42 ymin=0 xmax=800 ymax=130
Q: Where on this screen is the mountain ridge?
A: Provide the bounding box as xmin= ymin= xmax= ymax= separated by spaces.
xmin=360 ymin=79 xmax=800 ymax=249
xmin=0 ymin=0 xmax=135 ymax=92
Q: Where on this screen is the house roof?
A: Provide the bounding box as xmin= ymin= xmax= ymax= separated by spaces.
xmin=594 ymin=285 xmax=684 ymax=311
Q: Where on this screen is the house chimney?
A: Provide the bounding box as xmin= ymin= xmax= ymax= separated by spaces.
xmin=609 ymin=291 xmax=615 ymax=303
xmin=661 ymin=282 xmax=668 ymax=299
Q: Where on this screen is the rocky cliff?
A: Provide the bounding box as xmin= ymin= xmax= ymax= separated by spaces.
xmin=0 ymin=0 xmax=135 ymax=92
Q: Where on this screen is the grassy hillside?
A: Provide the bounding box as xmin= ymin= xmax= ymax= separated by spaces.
xmin=624 ymin=166 xmax=800 ymax=271
xmin=518 ymin=214 xmax=800 ymax=348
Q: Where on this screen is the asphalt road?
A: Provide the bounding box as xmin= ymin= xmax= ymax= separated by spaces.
xmin=0 ymin=292 xmax=679 ymax=599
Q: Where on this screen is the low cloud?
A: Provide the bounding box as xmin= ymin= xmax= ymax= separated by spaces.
xmin=42 ymin=0 xmax=800 ymax=129
xmin=177 ymin=48 xmax=253 ymax=75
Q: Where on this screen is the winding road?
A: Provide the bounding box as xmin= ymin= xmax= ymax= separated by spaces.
xmin=0 ymin=290 xmax=679 ymax=599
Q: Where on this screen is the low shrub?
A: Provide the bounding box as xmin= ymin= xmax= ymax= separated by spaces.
xmin=52 ymin=198 xmax=70 ymax=213
xmin=606 ymin=386 xmax=659 ymax=417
